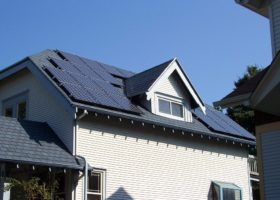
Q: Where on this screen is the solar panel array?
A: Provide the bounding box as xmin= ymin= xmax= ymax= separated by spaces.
xmin=193 ymin=105 xmax=255 ymax=140
xmin=44 ymin=51 xmax=140 ymax=114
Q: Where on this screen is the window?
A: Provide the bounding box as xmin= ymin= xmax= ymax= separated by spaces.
xmin=17 ymin=101 xmax=27 ymax=120
xmin=158 ymin=98 xmax=184 ymax=118
xmin=87 ymin=171 xmax=105 ymax=200
xmin=4 ymin=107 xmax=13 ymax=117
xmin=2 ymin=92 xmax=28 ymax=120
xmin=212 ymin=181 xmax=242 ymax=200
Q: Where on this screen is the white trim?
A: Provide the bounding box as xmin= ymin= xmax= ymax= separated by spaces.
xmin=251 ymin=55 xmax=280 ymax=107
xmin=146 ymin=59 xmax=206 ymax=114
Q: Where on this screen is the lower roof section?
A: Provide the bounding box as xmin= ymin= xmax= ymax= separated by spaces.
xmin=0 ymin=116 xmax=83 ymax=170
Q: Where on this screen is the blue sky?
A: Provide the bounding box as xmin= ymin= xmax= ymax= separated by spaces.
xmin=0 ymin=0 xmax=271 ymax=104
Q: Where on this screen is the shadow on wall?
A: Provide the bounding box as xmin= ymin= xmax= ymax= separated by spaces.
xmin=107 ymin=187 xmax=134 ymax=200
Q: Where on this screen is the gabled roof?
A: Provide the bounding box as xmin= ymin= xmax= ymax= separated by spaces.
xmin=126 ymin=58 xmax=206 ymax=114
xmin=0 ymin=116 xmax=83 ymax=169
xmin=0 ymin=49 xmax=255 ymax=144
xmin=125 ymin=59 xmax=174 ymax=97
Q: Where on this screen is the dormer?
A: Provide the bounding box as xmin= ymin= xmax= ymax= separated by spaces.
xmin=125 ymin=58 xmax=206 ymax=122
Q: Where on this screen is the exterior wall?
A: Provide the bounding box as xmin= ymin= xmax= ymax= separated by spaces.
xmin=153 ymin=72 xmax=193 ymax=122
xmin=0 ymin=69 xmax=74 ymax=152
xmin=256 ymin=121 xmax=280 ymax=200
xmin=269 ymin=0 xmax=280 ymax=55
xmin=76 ymin=116 xmax=251 ymax=200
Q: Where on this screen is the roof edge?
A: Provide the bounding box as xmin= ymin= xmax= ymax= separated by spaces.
xmin=235 ymin=0 xmax=269 ymax=18
xmin=74 ymin=102 xmax=255 ymax=145
xmin=213 ymin=93 xmax=251 ymax=108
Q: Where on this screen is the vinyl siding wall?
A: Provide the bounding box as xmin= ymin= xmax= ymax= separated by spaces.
xmin=76 ymin=117 xmax=250 ymax=200
xmin=153 ymin=71 xmax=193 ymax=122
xmin=0 ymin=69 xmax=74 ymax=152
xmin=261 ymin=131 xmax=280 ymax=200
xmin=270 ymin=0 xmax=280 ymax=55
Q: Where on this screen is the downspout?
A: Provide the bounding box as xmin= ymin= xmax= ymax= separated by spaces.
xmin=74 ymin=109 xmax=88 ymax=200
xmin=74 ymin=109 xmax=88 ymax=155
xmin=76 ymin=155 xmax=88 ymax=200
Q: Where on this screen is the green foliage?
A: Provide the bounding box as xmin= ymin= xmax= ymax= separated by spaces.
xmin=234 ymin=65 xmax=262 ymax=88
xmin=4 ymin=177 xmax=60 ymax=200
xmin=226 ymin=65 xmax=263 ymax=134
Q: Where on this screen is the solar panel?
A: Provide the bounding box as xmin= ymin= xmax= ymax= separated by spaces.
xmin=62 ymin=83 xmax=97 ymax=103
xmin=44 ymin=64 xmax=141 ymax=114
xmin=193 ymin=105 xmax=255 ymax=140
xmin=55 ymin=51 xmax=121 ymax=85
xmin=93 ymin=79 xmax=139 ymax=112
xmin=49 ymin=58 xmax=81 ymax=74
xmin=81 ymin=58 xmax=120 ymax=85
xmin=210 ymin=108 xmax=255 ymax=139
xmin=45 ymin=67 xmax=77 ymax=85
xmin=98 ymin=62 xmax=134 ymax=78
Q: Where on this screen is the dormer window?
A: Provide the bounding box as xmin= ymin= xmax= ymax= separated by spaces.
xmin=155 ymin=94 xmax=188 ymax=121
xmin=158 ymin=99 xmax=183 ymax=118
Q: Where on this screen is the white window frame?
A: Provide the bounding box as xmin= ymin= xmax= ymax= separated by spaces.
xmin=87 ymin=169 xmax=106 ymax=200
xmin=154 ymin=93 xmax=186 ymax=121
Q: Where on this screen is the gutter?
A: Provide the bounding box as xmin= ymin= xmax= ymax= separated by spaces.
xmin=73 ymin=102 xmax=256 ymax=146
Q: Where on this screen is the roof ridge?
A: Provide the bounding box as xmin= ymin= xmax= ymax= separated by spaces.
xmin=128 ymin=58 xmax=175 ymax=80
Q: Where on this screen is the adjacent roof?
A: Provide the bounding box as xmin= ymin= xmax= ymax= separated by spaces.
xmin=0 ymin=116 xmax=83 ymax=170
xmin=0 ymin=49 xmax=255 ymax=144
xmin=222 ymin=67 xmax=269 ymax=100
xmin=214 ymin=51 xmax=280 ymax=109
xmin=235 ymin=0 xmax=269 ymax=18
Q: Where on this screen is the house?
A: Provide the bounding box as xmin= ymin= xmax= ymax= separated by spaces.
xmin=214 ymin=1 xmax=280 ymax=200
xmin=0 ymin=49 xmax=255 ymax=200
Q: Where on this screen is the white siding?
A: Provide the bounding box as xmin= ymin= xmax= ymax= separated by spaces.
xmin=0 ymin=69 xmax=74 ymax=152
xmin=261 ymin=131 xmax=280 ymax=200
xmin=270 ymin=0 xmax=280 ymax=55
xmin=76 ymin=117 xmax=250 ymax=200
xmin=154 ymin=71 xmax=193 ymax=122
xmin=156 ymin=71 xmax=187 ymax=98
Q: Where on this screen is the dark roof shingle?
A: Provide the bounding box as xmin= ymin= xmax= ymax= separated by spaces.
xmin=0 ymin=116 xmax=82 ymax=169
xmin=125 ymin=59 xmax=174 ymax=97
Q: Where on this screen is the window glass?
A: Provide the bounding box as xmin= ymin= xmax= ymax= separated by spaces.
xmin=4 ymin=107 xmax=13 ymax=117
xmin=158 ymin=99 xmax=171 ymax=114
xmin=17 ymin=101 xmax=27 ymax=120
xmin=88 ymin=172 xmax=103 ymax=200
xmin=222 ymin=188 xmax=241 ymax=200
xmin=171 ymin=102 xmax=183 ymax=117
xmin=88 ymin=173 xmax=101 ymax=193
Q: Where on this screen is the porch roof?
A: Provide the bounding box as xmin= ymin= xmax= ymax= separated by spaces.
xmin=0 ymin=116 xmax=83 ymax=170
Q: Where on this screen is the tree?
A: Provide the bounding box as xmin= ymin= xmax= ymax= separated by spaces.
xmin=5 ymin=177 xmax=60 ymax=200
xmin=226 ymin=65 xmax=263 ymax=134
